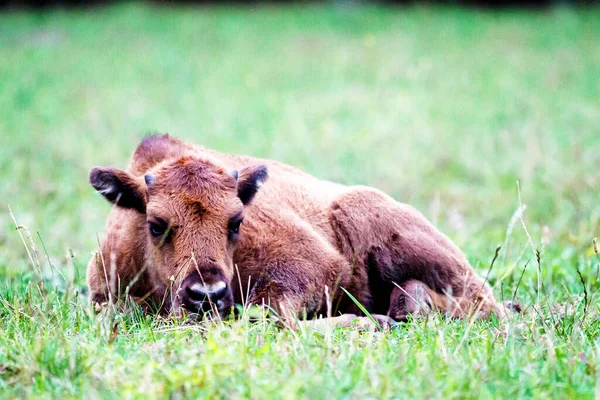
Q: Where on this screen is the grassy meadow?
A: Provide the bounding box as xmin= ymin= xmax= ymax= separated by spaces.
xmin=1 ymin=2 xmax=599 ymax=398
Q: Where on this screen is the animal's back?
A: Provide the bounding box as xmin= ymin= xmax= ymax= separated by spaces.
xmin=133 ymin=134 xmax=346 ymax=213
xmin=189 ymin=141 xmax=349 ymax=243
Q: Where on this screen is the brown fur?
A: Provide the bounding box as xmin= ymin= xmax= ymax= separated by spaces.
xmin=87 ymin=134 xmax=511 ymax=325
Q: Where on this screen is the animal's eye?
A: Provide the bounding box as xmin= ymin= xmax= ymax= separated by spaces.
xmin=148 ymin=221 xmax=167 ymax=237
xmin=228 ymin=218 xmax=243 ymax=238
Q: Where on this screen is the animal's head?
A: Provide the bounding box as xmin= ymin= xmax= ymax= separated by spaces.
xmin=89 ymin=155 xmax=267 ymax=317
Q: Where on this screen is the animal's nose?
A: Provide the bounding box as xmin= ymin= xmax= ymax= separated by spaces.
xmin=185 ymin=280 xmax=228 ymax=302
xmin=179 ymin=272 xmax=230 ymax=313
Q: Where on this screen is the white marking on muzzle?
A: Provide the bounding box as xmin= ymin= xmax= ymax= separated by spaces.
xmin=190 ymin=281 xmax=226 ymax=295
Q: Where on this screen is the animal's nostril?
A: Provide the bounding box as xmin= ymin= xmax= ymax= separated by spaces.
xmin=185 ymin=284 xmax=208 ymax=302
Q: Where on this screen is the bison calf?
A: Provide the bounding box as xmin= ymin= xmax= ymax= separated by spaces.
xmin=87 ymin=134 xmax=511 ymax=327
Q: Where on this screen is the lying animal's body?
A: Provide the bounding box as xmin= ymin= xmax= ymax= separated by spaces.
xmin=88 ymin=134 xmax=508 ymax=325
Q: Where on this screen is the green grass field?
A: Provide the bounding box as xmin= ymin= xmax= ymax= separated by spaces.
xmin=1 ymin=2 xmax=599 ymax=398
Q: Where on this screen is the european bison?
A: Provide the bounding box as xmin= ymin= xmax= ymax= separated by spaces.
xmin=88 ymin=134 xmax=513 ymax=328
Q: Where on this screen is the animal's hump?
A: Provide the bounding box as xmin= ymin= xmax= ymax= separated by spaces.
xmin=128 ymin=134 xmax=197 ymax=175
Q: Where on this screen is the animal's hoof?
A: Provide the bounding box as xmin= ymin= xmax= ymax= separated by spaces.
xmin=355 ymin=314 xmax=396 ymax=331
xmin=93 ymin=301 xmax=107 ymax=313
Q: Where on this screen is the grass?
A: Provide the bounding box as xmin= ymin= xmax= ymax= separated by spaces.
xmin=1 ymin=2 xmax=599 ymax=398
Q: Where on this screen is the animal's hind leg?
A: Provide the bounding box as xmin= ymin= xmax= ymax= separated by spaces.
xmin=387 ymin=280 xmax=434 ymax=321
xmin=330 ymin=186 xmax=506 ymax=320
xmin=387 ymin=278 xmax=506 ymax=321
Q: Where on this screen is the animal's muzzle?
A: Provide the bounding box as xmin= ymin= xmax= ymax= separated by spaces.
xmin=179 ymin=271 xmax=233 ymax=316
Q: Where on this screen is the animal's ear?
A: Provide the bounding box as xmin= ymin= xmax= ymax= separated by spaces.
xmin=237 ymin=164 xmax=268 ymax=205
xmin=89 ymin=167 xmax=147 ymax=213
